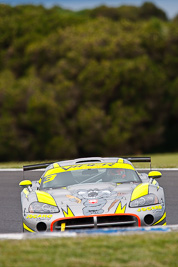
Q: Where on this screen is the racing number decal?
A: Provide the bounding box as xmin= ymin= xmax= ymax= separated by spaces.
xmin=43 ymin=174 xmax=57 ymax=184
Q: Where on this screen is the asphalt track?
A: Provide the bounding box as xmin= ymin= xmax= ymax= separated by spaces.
xmin=0 ymin=169 xmax=177 ymax=233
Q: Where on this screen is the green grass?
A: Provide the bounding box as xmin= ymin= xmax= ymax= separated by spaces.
xmin=149 ymin=152 xmax=178 ymax=168
xmin=131 ymin=153 xmax=178 ymax=168
xmin=1 ymin=153 xmax=178 ymax=168
xmin=0 ymin=232 xmax=178 ymax=267
xmin=0 ymin=161 xmax=47 ymax=169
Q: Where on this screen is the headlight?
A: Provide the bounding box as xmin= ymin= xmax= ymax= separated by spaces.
xmin=29 ymin=202 xmax=59 ymax=213
xmin=129 ymin=194 xmax=159 ymax=208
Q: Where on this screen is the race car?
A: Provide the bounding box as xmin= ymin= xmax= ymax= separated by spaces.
xmin=19 ymin=157 xmax=166 ymax=233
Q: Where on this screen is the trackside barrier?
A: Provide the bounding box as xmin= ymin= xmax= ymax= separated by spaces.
xmin=0 ymin=225 xmax=178 ymax=240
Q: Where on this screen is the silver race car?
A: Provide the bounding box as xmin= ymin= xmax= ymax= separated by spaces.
xmin=19 ymin=157 xmax=166 ymax=232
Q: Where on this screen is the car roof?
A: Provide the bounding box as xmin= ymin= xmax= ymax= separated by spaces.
xmin=53 ymin=157 xmax=132 ymax=166
xmin=23 ymin=156 xmax=151 ymax=172
xmin=43 ymin=157 xmax=134 ymax=176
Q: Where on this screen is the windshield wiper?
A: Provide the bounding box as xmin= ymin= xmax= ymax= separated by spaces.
xmin=79 ymin=172 xmax=103 ymax=184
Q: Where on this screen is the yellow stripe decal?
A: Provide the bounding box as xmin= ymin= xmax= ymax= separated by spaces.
xmin=45 ymin=162 xmax=134 ymax=176
xmin=153 ymin=212 xmax=166 ymax=225
xmin=36 ymin=191 xmax=57 ymax=206
xmin=117 ymin=159 xmax=124 ymax=163
xmin=62 ymin=206 xmax=74 ymax=217
xmin=23 ymin=223 xmax=35 ymax=233
xmin=44 ymin=166 xmax=65 ymax=177
xmin=23 ymin=188 xmax=29 ymax=198
xmin=152 ymin=179 xmax=157 ymax=185
xmin=53 ymin=163 xmax=59 ymax=168
xmin=131 ymin=183 xmax=149 ymax=201
xmin=61 ymin=223 xmax=66 ymax=232
xmin=115 ymin=202 xmax=126 ymax=214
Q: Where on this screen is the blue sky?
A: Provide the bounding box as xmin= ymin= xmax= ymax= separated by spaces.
xmin=1 ymin=0 xmax=178 ymax=18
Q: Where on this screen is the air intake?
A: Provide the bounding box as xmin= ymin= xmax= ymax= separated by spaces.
xmin=75 ymin=157 xmax=103 ymax=164
xmin=76 ymin=160 xmax=101 ymax=163
xmin=51 ymin=214 xmax=141 ymax=231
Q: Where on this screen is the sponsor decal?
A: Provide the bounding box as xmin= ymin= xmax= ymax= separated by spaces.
xmin=26 ymin=214 xmax=53 ymax=220
xmin=60 ymin=162 xmax=134 ymax=171
xmin=62 ymin=163 xmax=115 ymax=171
xmin=66 ymin=188 xmax=118 ymax=216
xmin=137 ymin=205 xmax=162 ymax=212
xmin=44 ymin=162 xmax=134 ymax=178
xmin=89 ymin=199 xmax=98 ymax=204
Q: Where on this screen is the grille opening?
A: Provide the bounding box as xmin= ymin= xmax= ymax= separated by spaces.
xmin=54 ymin=217 xmax=94 ymax=230
xmin=37 ymin=222 xmax=47 ymax=232
xmin=97 ymin=215 xmax=134 ymax=224
xmin=57 ymin=217 xmax=94 ymax=227
xmin=97 ymin=215 xmax=138 ymax=228
xmin=144 ymin=214 xmax=154 ymax=225
xmin=53 ymin=215 xmax=139 ymax=231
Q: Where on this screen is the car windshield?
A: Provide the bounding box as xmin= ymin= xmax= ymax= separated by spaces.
xmin=41 ymin=167 xmax=141 ymax=189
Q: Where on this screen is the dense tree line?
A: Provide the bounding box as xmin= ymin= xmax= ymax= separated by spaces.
xmin=0 ymin=2 xmax=178 ymax=161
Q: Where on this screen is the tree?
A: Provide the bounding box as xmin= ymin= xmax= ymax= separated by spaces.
xmin=139 ymin=2 xmax=167 ymax=21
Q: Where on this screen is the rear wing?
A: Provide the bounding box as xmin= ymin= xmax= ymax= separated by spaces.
xmin=23 ymin=162 xmax=54 ymax=179
xmin=23 ymin=156 xmax=151 ymax=172
xmin=23 ymin=162 xmax=53 ymax=172
xmin=125 ymin=157 xmax=151 ymax=169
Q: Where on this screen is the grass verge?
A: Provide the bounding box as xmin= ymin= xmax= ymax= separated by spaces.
xmin=0 ymin=232 xmax=178 ymax=267
xmin=1 ymin=153 xmax=178 ymax=168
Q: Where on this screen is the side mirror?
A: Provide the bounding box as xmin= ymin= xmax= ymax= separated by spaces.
xmin=19 ymin=180 xmax=32 ymax=188
xmin=148 ymin=171 xmax=162 ymax=179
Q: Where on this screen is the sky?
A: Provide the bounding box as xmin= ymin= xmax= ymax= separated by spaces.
xmin=1 ymin=0 xmax=178 ymax=18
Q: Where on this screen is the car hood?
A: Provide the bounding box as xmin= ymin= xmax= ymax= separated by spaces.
xmin=42 ymin=182 xmax=139 ymax=217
